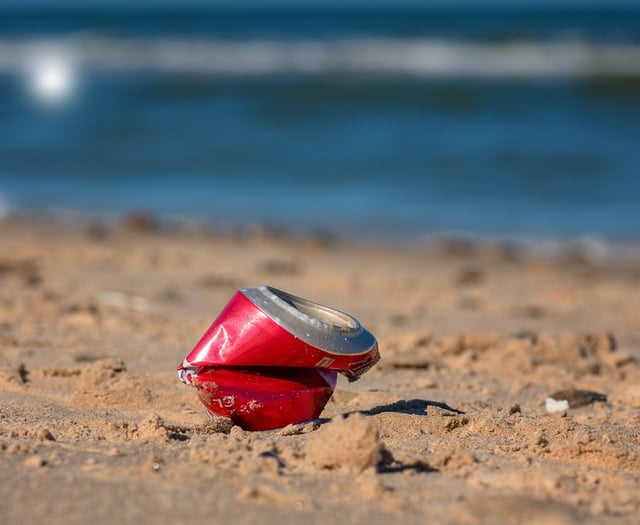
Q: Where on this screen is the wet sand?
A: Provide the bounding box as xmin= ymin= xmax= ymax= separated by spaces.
xmin=1 ymin=218 xmax=639 ymax=524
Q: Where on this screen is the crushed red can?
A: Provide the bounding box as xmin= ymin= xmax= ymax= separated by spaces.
xmin=178 ymin=285 xmax=380 ymax=430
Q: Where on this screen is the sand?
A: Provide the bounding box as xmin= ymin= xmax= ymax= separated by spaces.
xmin=1 ymin=218 xmax=639 ymax=524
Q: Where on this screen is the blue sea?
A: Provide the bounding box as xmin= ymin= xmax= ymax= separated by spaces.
xmin=1 ymin=5 xmax=640 ymax=241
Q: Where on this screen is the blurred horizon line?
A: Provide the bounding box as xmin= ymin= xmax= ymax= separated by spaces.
xmin=3 ymin=1 xmax=640 ymax=12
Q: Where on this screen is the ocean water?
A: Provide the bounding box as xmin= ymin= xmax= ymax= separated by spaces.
xmin=1 ymin=6 xmax=640 ymax=241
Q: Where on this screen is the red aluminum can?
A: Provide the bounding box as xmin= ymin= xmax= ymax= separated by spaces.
xmin=179 ymin=285 xmax=379 ymax=430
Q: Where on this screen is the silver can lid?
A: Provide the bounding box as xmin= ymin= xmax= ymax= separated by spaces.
xmin=241 ymin=285 xmax=377 ymax=356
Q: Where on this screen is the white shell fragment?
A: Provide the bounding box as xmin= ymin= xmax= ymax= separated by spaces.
xmin=96 ymin=291 xmax=151 ymax=312
xmin=545 ymin=397 xmax=570 ymax=413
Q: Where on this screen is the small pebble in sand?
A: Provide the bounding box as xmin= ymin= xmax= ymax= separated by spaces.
xmin=546 ymin=389 xmax=607 ymax=412
xmin=545 ymin=397 xmax=570 ymax=414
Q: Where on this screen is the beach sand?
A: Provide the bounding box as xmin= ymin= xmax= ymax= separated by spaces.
xmin=1 ymin=218 xmax=639 ymax=524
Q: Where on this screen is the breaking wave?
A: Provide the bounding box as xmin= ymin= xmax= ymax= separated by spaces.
xmin=2 ymin=36 xmax=640 ymax=78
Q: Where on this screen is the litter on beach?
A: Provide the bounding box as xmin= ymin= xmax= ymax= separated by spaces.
xmin=178 ymin=285 xmax=380 ymax=431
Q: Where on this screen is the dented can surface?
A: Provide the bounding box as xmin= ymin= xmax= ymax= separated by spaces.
xmin=179 ymin=285 xmax=379 ymax=430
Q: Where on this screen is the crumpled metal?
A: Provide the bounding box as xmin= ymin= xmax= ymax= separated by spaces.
xmin=179 ymin=285 xmax=379 ymax=430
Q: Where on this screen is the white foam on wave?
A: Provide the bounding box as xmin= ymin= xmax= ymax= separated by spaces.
xmin=1 ymin=37 xmax=640 ymax=78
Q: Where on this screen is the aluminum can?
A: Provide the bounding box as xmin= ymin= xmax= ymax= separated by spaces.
xmin=179 ymin=285 xmax=379 ymax=430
